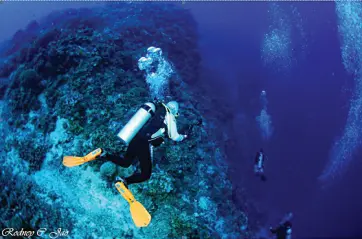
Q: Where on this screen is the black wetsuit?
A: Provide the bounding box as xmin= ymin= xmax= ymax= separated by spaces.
xmin=107 ymin=103 xmax=167 ymax=185
xmin=254 ymin=150 xmax=266 ymax=181
xmin=255 ymin=152 xmax=264 ymax=166
xmin=270 ymin=222 xmax=292 ymax=239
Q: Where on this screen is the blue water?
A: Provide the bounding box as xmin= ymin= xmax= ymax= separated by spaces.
xmin=191 ymin=2 xmax=361 ymax=238
xmin=1 ymin=2 xmax=361 ymax=238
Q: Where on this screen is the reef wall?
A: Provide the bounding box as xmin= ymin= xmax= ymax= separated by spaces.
xmin=0 ymin=3 xmax=250 ymax=238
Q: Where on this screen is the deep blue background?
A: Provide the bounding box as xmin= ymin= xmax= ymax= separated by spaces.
xmin=190 ymin=2 xmax=362 ymax=238
xmin=1 ymin=2 xmax=361 ymax=238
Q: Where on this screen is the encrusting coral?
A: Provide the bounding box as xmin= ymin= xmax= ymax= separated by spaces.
xmin=0 ymin=3 xmax=252 ymax=238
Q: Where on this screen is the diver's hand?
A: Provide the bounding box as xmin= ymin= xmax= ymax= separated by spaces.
xmin=180 ymin=134 xmax=188 ymax=141
xmin=269 ymin=226 xmax=277 ymax=234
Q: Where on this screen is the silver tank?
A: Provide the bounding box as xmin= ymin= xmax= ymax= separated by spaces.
xmin=117 ymin=102 xmax=156 ymax=145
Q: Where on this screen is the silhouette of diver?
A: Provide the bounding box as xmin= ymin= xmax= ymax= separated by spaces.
xmin=254 ymin=148 xmax=267 ymax=181
xmin=270 ymin=212 xmax=293 ymax=239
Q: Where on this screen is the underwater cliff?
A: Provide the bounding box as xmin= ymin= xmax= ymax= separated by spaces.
xmin=0 ymin=3 xmax=251 ymax=239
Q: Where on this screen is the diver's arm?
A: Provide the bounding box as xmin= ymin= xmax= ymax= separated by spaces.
xmin=255 ymin=153 xmax=260 ymax=163
xmin=165 ymin=113 xmax=185 ymax=142
xmin=269 ymin=227 xmax=277 ymax=234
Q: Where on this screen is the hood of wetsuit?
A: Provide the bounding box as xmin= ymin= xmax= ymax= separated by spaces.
xmin=166 ymin=101 xmax=179 ymax=116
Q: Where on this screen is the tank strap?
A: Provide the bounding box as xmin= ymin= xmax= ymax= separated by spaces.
xmin=161 ymin=103 xmax=171 ymax=114
xmin=150 ymin=128 xmax=165 ymax=139
xmin=141 ymin=104 xmax=155 ymax=117
xmin=161 ymin=103 xmax=173 ymax=139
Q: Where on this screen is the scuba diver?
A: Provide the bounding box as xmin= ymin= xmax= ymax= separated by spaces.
xmin=254 ymin=148 xmax=267 ymax=181
xmin=104 ymin=100 xmax=187 ymax=188
xmin=270 ymin=212 xmax=293 ymax=239
xmin=63 ymin=47 xmax=189 ymax=188
xmin=62 ymin=100 xmax=188 ymax=187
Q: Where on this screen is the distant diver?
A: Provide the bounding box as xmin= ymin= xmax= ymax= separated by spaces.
xmin=270 ymin=212 xmax=293 ymax=239
xmin=254 ymin=148 xmax=267 ymax=181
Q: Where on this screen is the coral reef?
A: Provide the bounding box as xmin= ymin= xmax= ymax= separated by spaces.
xmin=100 ymin=162 xmax=117 ymax=178
xmin=0 ymin=2 xmax=251 ymax=238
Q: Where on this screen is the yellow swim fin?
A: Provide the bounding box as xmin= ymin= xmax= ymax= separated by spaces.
xmin=115 ymin=182 xmax=151 ymax=227
xmin=62 ymin=148 xmax=102 ymax=168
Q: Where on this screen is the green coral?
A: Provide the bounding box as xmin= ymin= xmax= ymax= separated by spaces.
xmin=67 ymin=120 xmax=84 ymax=135
xmin=5 ymin=132 xmax=49 ymax=172
xmin=100 ymin=162 xmax=117 ymax=178
xmin=0 ymin=3 xmax=252 ymax=238
xmin=44 ymin=75 xmax=67 ymax=108
xmin=17 ymin=141 xmax=48 ymax=171
xmin=142 ymin=171 xmax=174 ymax=198
xmin=169 ymin=216 xmax=195 ymax=238
xmin=5 ymin=66 xmax=45 ymax=114
xmin=169 ymin=213 xmax=211 ymax=239
xmin=116 ymin=86 xmax=149 ymax=107
xmin=126 ymin=86 xmax=148 ymax=98
xmin=18 ymin=69 xmax=41 ymax=91
xmin=9 ymin=215 xmax=23 ymax=229
xmin=0 ymin=168 xmax=74 ymax=232
xmin=91 ymin=126 xmax=126 ymax=155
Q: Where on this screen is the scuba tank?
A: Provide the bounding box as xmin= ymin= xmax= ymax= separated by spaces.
xmin=117 ymin=102 xmax=156 ymax=145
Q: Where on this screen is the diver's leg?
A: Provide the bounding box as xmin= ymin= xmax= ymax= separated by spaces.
xmin=259 ymin=168 xmax=267 ymax=181
xmin=125 ymin=141 xmax=152 ymax=185
xmin=107 ymin=154 xmax=133 ymax=167
xmin=254 ymin=165 xmax=259 ymax=175
xmin=107 ymin=138 xmax=138 ymax=167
